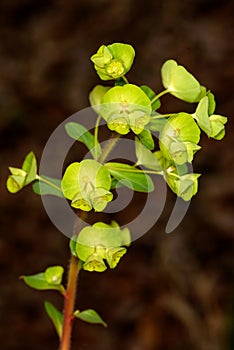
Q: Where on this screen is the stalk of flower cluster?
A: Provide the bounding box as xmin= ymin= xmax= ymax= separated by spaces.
xmin=59 ymin=255 xmax=81 ymax=350
xmin=59 ymin=134 xmax=120 ymax=349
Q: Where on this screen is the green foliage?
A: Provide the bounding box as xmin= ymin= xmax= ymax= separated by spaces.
xmin=44 ymin=301 xmax=63 ymax=338
xmin=161 ymin=59 xmax=205 ymax=102
xmin=21 ymin=267 xmax=65 ymax=294
xmin=32 ymin=176 xmax=63 ymax=198
xmin=74 ymin=309 xmax=107 ymax=327
xmin=140 ymin=85 xmax=161 ymax=110
xmin=45 ymin=266 xmax=64 ymax=285
xmin=7 ymin=151 xmax=37 ymax=193
xmin=105 ymin=162 xmax=154 ymax=192
xmin=192 ymin=95 xmax=227 ymax=139
xmin=65 ymin=122 xmax=102 ymax=158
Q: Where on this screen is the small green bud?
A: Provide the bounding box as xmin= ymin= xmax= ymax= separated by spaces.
xmin=45 ymin=266 xmax=64 ymax=285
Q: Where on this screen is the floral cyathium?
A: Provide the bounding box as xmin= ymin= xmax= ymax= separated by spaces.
xmin=61 ymin=160 xmax=113 ymax=212
xmin=73 ymin=221 xmax=130 ymax=272
xmin=90 ymin=43 xmax=135 ymax=80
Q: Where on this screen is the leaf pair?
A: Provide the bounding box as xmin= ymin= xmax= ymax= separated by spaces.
xmin=21 ymin=266 xmax=65 ymax=294
xmin=192 ymin=95 xmax=227 ymax=140
xmin=7 ymin=152 xmax=37 ymax=193
xmin=45 ymin=302 xmax=107 ymax=339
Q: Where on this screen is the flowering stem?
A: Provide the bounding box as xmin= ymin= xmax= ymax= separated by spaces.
xmin=59 ymin=255 xmax=81 ymax=350
xmin=122 ymin=76 xmax=129 ymax=84
xmin=98 ymin=133 xmax=121 ymax=164
xmin=94 ymin=115 xmax=101 ymax=160
xmin=151 ymin=89 xmax=169 ymax=105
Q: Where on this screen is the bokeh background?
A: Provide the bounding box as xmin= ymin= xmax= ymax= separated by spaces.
xmin=0 ymin=1 xmax=233 ymax=349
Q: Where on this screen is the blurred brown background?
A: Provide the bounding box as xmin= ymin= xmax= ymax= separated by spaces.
xmin=0 ymin=1 xmax=233 ymax=349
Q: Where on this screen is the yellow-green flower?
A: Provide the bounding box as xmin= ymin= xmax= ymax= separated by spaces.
xmin=90 ymin=43 xmax=135 ymax=80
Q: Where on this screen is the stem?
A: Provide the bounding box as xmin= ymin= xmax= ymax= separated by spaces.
xmin=151 ymin=89 xmax=169 ymax=105
xmin=122 ymin=76 xmax=129 ymax=84
xmin=98 ymin=133 xmax=121 ymax=164
xmin=151 ymin=113 xmax=175 ymax=119
xmin=59 ymin=255 xmax=81 ymax=350
xmin=94 ymin=115 xmax=101 ymax=160
xmin=36 ymin=175 xmax=62 ymax=192
xmin=104 ymin=164 xmax=162 ymax=175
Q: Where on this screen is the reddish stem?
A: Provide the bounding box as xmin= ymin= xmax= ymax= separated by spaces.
xmin=59 ymin=255 xmax=80 ymax=350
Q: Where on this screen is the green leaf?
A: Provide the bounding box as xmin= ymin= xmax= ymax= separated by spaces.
xmin=115 ymin=77 xmax=127 ymax=86
xmin=105 ymin=162 xmax=154 ymax=192
xmin=65 ymin=122 xmax=101 ymax=159
xmin=135 ymin=138 xmax=160 ymax=170
xmin=149 ymin=115 xmax=168 ymax=133
xmin=6 ymin=152 xmax=37 ymax=193
xmin=161 ymin=59 xmax=202 ymax=102
xmin=74 ymin=309 xmax=107 ymax=327
xmin=89 ymin=85 xmax=111 ymax=113
xmin=140 ymin=85 xmax=161 ymax=110
xmin=192 ymin=96 xmax=211 ymax=135
xmin=45 ymin=266 xmax=64 ymax=285
xmin=33 ymin=176 xmax=63 ymax=198
xmin=69 ymin=236 xmax=78 ymax=257
xmin=7 ymin=172 xmax=26 ymax=193
xmin=61 ymin=162 xmax=81 ymax=200
xmin=22 ymin=151 xmax=37 ymax=185
xmin=209 ymin=114 xmax=227 ymax=140
xmin=207 ymin=91 xmax=216 ymax=115
xmin=138 ymin=129 xmax=155 ymax=150
xmin=21 ymin=273 xmax=64 ymax=292
xmin=44 ymin=301 xmax=63 ymax=339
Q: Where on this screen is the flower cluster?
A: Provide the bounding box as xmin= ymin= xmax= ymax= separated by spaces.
xmin=90 ymin=43 xmax=135 ymax=80
xmin=74 ymin=221 xmax=131 ymax=272
xmin=61 ymin=160 xmax=113 ymax=212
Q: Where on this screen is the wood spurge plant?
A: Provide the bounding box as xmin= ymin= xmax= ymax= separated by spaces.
xmin=6 ymin=42 xmax=227 ymax=349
